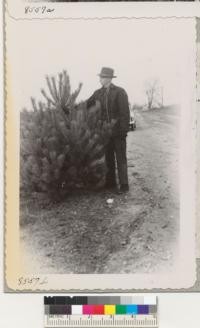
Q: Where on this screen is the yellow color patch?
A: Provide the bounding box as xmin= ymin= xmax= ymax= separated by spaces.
xmin=104 ymin=305 xmax=116 ymax=315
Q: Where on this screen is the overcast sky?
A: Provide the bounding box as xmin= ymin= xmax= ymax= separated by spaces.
xmin=7 ymin=18 xmax=194 ymax=109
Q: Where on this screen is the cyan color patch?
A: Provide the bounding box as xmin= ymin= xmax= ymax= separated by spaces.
xmin=126 ymin=305 xmax=138 ymax=314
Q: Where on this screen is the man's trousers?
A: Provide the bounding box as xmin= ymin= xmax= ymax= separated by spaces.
xmin=105 ymin=136 xmax=129 ymax=187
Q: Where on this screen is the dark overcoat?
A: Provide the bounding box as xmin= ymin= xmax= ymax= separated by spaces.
xmin=87 ymin=83 xmax=130 ymax=137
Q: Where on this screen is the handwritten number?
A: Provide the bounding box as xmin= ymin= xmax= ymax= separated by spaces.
xmin=24 ymin=6 xmax=55 ymax=15
xmin=18 ymin=276 xmax=48 ymax=286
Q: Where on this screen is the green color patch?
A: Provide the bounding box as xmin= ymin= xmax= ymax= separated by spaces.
xmin=116 ymin=305 xmax=127 ymax=314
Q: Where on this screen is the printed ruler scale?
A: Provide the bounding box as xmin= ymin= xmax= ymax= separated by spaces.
xmin=45 ymin=315 xmax=157 ymax=327
xmin=44 ymin=296 xmax=158 ymax=328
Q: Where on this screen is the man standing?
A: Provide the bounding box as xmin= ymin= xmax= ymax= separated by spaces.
xmin=87 ymin=67 xmax=130 ymax=192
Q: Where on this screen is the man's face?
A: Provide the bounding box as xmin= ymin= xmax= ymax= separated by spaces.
xmin=100 ymin=77 xmax=112 ymax=87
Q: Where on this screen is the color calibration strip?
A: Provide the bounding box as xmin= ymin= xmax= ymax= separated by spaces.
xmin=44 ymin=296 xmax=158 ymax=327
xmin=45 ymin=304 xmax=157 ymax=315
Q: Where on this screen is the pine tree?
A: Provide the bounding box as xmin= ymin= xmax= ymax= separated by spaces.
xmin=20 ymin=70 xmax=115 ymax=198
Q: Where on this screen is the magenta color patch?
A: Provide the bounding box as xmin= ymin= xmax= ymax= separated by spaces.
xmin=83 ymin=305 xmax=93 ymax=315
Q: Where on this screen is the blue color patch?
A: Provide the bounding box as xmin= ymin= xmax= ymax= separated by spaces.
xmin=138 ymin=305 xmax=149 ymax=314
xmin=126 ymin=305 xmax=138 ymax=314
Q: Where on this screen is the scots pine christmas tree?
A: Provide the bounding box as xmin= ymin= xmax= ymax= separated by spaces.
xmin=20 ymin=70 xmax=115 ymax=197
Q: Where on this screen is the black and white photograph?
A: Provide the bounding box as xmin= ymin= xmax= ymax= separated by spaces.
xmin=196 ymin=18 xmax=200 ymax=259
xmin=26 ymin=0 xmax=196 ymax=2
xmin=5 ymin=17 xmax=196 ymax=290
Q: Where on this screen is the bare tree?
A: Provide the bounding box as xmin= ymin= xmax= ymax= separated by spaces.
xmin=144 ymin=78 xmax=163 ymax=110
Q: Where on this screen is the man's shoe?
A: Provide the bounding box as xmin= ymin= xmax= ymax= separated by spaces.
xmin=119 ymin=184 xmax=129 ymax=193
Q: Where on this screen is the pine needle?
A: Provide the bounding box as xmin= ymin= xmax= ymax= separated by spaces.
xmin=41 ymin=89 xmax=56 ymax=106
xmin=45 ymin=75 xmax=55 ymax=102
xmin=51 ymin=76 xmax=59 ymax=102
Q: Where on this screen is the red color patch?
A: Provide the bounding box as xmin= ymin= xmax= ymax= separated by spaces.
xmin=93 ymin=305 xmax=104 ymax=315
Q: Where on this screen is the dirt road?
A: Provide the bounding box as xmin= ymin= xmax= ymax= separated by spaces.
xmin=20 ymin=106 xmax=180 ymax=274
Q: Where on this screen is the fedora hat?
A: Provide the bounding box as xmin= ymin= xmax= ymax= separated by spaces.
xmin=98 ymin=67 xmax=116 ymax=78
